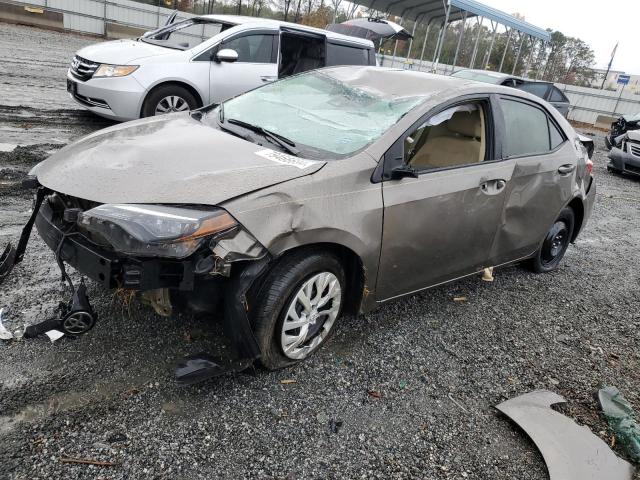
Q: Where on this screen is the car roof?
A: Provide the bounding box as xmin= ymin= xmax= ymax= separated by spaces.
xmin=197 ymin=14 xmax=374 ymax=47
xmin=319 ymin=66 xmax=524 ymax=98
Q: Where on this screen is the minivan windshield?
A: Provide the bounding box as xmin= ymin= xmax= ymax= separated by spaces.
xmin=140 ymin=19 xmax=228 ymax=50
xmin=210 ymin=71 xmax=427 ymax=159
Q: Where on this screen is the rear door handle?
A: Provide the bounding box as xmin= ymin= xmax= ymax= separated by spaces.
xmin=557 ymin=164 xmax=575 ymax=175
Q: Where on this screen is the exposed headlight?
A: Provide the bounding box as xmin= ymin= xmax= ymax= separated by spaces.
xmin=94 ymin=64 xmax=139 ymax=78
xmin=78 ymin=204 xmax=237 ymax=259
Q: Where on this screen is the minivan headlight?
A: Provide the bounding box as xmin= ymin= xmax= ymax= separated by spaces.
xmin=94 ymin=64 xmax=139 ymax=78
xmin=78 ymin=204 xmax=237 ymax=258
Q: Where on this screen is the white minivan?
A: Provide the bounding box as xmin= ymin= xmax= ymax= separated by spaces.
xmin=66 ymin=15 xmax=376 ymax=121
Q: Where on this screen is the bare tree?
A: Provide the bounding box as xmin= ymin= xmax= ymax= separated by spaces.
xmin=345 ymin=1 xmax=359 ymax=19
xmin=330 ymin=0 xmax=342 ymax=23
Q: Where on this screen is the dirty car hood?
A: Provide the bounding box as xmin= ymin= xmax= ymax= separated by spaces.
xmin=76 ymin=39 xmax=175 ymax=64
xmin=33 ymin=114 xmax=325 ymax=205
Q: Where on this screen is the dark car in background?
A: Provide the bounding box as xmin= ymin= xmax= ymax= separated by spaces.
xmin=451 ymin=69 xmax=571 ymax=117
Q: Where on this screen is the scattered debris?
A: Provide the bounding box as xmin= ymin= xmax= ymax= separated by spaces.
xmin=367 ymin=390 xmax=383 ymax=399
xmin=599 ymin=386 xmax=640 ymax=464
xmin=436 ymin=334 xmax=461 ymax=359
xmin=328 ymin=419 xmax=343 ymax=434
xmin=44 ymin=330 xmax=64 ymax=343
xmin=453 ymin=296 xmax=468 ymax=302
xmin=0 ymin=308 xmax=13 ymax=340
xmin=481 ymin=267 xmax=494 ymax=282
xmin=399 ymin=380 xmax=407 ymax=389
xmin=107 ymin=432 xmax=128 ymax=443
xmin=448 ymin=393 xmax=469 ymax=413
xmin=496 ymin=390 xmax=635 ymax=479
xmin=60 ymin=455 xmax=118 ymax=467
xmin=280 ymin=379 xmax=297 ymax=385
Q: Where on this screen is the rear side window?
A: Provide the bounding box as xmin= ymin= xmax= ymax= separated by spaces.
xmin=518 ymin=82 xmax=550 ymax=100
xmin=223 ymin=34 xmax=274 ymax=63
xmin=549 ymin=87 xmax=568 ymax=103
xmin=326 ymin=44 xmax=369 ymax=66
xmin=500 ymin=99 xmax=565 ymax=157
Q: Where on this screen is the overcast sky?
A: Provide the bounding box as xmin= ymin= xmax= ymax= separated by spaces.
xmin=483 ymin=0 xmax=635 ymax=74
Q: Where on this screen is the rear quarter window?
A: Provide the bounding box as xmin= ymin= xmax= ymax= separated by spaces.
xmin=326 ymin=43 xmax=370 ymax=66
xmin=549 ymin=87 xmax=568 ymax=103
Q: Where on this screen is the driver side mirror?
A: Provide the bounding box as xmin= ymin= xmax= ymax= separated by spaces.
xmin=216 ymin=49 xmax=239 ymax=63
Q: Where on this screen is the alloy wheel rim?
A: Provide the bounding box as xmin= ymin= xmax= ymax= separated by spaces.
xmin=155 ymin=96 xmax=190 ymax=115
xmin=280 ymin=272 xmax=342 ymax=360
xmin=541 ymin=221 xmax=569 ymax=266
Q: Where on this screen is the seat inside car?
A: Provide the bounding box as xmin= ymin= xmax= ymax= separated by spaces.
xmin=408 ymin=106 xmax=485 ymax=169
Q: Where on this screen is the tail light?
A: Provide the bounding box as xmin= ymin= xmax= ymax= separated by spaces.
xmin=586 ymin=158 xmax=594 ymax=175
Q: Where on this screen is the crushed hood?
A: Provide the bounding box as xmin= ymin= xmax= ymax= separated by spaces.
xmin=76 ymin=39 xmax=174 ymax=64
xmin=33 ymin=114 xmax=325 ymax=205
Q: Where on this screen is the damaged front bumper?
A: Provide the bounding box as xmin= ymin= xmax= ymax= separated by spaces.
xmin=608 ymin=147 xmax=640 ymax=177
xmin=11 ymin=189 xmax=272 ymax=384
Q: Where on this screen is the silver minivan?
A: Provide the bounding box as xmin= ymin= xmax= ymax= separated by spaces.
xmin=66 ymin=15 xmax=375 ymax=121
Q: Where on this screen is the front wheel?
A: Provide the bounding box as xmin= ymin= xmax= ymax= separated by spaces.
xmin=141 ymin=84 xmax=198 ymax=117
xmin=528 ymin=207 xmax=575 ymax=273
xmin=251 ymin=250 xmax=345 ymax=370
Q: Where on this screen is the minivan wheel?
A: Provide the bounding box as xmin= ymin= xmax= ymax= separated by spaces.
xmin=528 ymin=207 xmax=575 ymax=273
xmin=142 ymin=84 xmax=198 ymax=117
xmin=251 ymin=250 xmax=345 ymax=370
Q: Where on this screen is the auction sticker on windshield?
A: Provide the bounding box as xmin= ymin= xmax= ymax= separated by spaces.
xmin=255 ymin=149 xmax=318 ymax=170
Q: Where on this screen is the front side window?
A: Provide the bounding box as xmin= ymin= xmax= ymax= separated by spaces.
xmin=501 ymin=99 xmax=565 ymax=157
xmin=212 ymin=71 xmax=427 ymax=158
xmin=222 ymin=34 xmax=274 ymax=63
xmin=405 ymin=103 xmax=487 ymax=169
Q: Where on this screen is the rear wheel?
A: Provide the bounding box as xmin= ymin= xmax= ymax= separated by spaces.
xmin=142 ymin=84 xmax=198 ymax=118
xmin=528 ymin=207 xmax=575 ymax=273
xmin=250 ymin=250 xmax=345 ymax=370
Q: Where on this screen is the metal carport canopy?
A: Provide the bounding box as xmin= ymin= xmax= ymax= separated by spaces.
xmin=365 ymin=0 xmax=550 ymax=41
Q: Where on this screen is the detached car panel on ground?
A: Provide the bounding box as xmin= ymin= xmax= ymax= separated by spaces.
xmin=27 ymin=67 xmax=595 ymax=374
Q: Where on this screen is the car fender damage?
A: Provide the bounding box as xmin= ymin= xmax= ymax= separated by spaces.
xmin=1 ymin=180 xmax=275 ymax=384
xmin=496 ymin=390 xmax=635 ymax=480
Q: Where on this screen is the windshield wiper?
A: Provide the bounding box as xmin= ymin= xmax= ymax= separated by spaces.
xmin=227 ymin=118 xmax=300 ymax=156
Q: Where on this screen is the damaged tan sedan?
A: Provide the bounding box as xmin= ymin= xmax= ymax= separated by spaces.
xmin=0 ymin=67 xmax=595 ymax=383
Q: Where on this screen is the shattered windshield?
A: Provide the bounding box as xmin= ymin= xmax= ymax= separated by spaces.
xmin=140 ymin=19 xmax=226 ymax=50
xmin=211 ymin=71 xmax=427 ymax=159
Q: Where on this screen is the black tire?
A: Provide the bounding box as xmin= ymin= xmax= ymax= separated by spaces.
xmin=141 ymin=84 xmax=198 ymax=118
xmin=250 ymin=249 xmax=346 ymax=370
xmin=528 ymin=207 xmax=575 ymax=274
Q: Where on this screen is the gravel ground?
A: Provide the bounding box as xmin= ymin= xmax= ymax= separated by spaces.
xmin=1 ymin=22 xmax=640 ymax=480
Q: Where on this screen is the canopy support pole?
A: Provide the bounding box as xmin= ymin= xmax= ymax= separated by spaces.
xmin=511 ymin=32 xmax=525 ymax=75
xmin=450 ymin=11 xmax=468 ymax=73
xmin=498 ymin=27 xmax=512 ymax=72
xmin=431 ymin=0 xmax=451 ymax=73
xmin=482 ymin=20 xmax=498 ymax=69
xmin=523 ymin=36 xmax=536 ymax=77
xmin=469 ymin=15 xmax=483 ymax=68
xmin=418 ymin=19 xmax=433 ymax=71
xmin=406 ymin=18 xmax=419 ymax=65
xmin=390 ymin=16 xmax=403 ymax=67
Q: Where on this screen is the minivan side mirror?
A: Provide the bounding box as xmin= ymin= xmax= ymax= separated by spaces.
xmin=216 ymin=49 xmax=239 ymax=63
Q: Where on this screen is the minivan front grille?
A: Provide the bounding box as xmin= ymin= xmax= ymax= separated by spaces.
xmin=627 ymin=142 xmax=640 ymax=158
xmin=70 ymin=55 xmax=100 ymax=81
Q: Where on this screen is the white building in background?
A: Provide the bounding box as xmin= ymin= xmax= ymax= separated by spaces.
xmin=590 ymin=68 xmax=640 ymax=94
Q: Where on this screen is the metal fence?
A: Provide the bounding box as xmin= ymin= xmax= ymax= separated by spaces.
xmin=2 ymin=0 xmax=198 ymax=36
xmin=5 ymin=0 xmax=640 ymax=125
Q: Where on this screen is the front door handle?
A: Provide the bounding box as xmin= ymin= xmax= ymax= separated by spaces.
xmin=557 ymin=164 xmax=575 ymax=175
xmin=261 ymin=76 xmax=277 ymax=82
xmin=480 ymin=179 xmax=507 ymax=195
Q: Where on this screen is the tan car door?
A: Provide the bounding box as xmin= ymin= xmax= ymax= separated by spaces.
xmin=376 ymin=97 xmax=514 ymax=301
